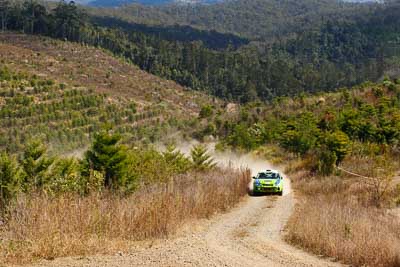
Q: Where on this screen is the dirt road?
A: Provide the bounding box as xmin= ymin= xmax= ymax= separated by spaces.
xmin=30 ymin=149 xmax=343 ymax=267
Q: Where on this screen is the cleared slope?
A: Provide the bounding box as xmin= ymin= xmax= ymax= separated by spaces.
xmin=0 ymin=33 xmax=216 ymax=153
xmin=0 ymin=33 xmax=211 ymax=117
xmin=0 ymin=33 xmax=214 ymax=153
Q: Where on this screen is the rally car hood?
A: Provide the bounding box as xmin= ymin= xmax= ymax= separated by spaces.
xmin=254 ymin=179 xmax=278 ymax=185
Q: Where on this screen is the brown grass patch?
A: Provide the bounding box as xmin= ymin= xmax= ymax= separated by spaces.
xmin=286 ymin=165 xmax=400 ymax=267
xmin=232 ymin=228 xmax=250 ymax=239
xmin=0 ymin=168 xmax=250 ymax=264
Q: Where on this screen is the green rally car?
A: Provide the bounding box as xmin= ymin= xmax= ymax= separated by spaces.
xmin=252 ymin=169 xmax=284 ymax=196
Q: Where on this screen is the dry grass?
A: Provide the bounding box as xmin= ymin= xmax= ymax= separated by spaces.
xmin=0 ymin=168 xmax=250 ymax=264
xmin=232 ymin=228 xmax=249 ymax=239
xmin=286 ymin=161 xmax=400 ymax=267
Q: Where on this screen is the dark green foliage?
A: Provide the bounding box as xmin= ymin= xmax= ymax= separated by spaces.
xmin=163 ymin=144 xmax=191 ymax=174
xmin=0 ymin=131 xmax=202 ymax=209
xmin=323 ymin=131 xmax=350 ymax=165
xmin=53 ymin=0 xmax=87 ymax=40
xmin=199 ymin=105 xmax=213 ymax=119
xmin=93 ymin=0 xmax=368 ymax=40
xmin=226 ymin=124 xmax=257 ymax=151
xmin=190 ymin=144 xmax=216 ymax=171
xmin=280 ymin=113 xmax=320 ymax=155
xmin=212 ymin=82 xmax=399 ymax=174
xmin=84 ymin=131 xmax=127 ymax=188
xmin=92 ymin=16 xmax=249 ymax=50
xmin=2 ymin=0 xmax=400 ymax=103
xmin=46 ymin=157 xmax=82 ymax=194
xmin=20 ymin=140 xmax=54 ymax=189
xmin=0 ymin=152 xmax=21 ymax=207
xmin=315 ymin=147 xmax=337 ymax=176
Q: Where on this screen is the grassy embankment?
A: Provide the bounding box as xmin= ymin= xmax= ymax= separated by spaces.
xmin=0 ymin=168 xmax=250 ymax=264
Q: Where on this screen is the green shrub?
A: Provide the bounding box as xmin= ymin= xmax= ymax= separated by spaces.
xmin=163 ymin=145 xmax=191 ymax=174
xmin=121 ymin=148 xmax=173 ymax=188
xmin=46 ymin=157 xmax=82 ymax=194
xmin=83 ymin=131 xmax=127 ymax=188
xmin=372 ymin=87 xmax=384 ymax=98
xmin=324 ymin=130 xmax=350 ymax=164
xmin=191 ymin=144 xmax=216 ymax=171
xmin=227 ymin=124 xmax=257 ymax=151
xmin=280 ymin=129 xmax=317 ymax=155
xmin=0 ymin=153 xmax=22 ymax=208
xmin=388 ymin=83 xmax=397 ymax=92
xmin=199 ymin=105 xmax=213 ymax=118
xmin=315 ymin=147 xmax=337 ymax=176
xmin=20 ymin=140 xmax=54 ymax=190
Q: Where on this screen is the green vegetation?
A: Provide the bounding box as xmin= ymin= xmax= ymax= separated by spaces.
xmin=190 ymin=144 xmax=216 ymax=171
xmin=0 ymin=65 xmax=168 ymax=154
xmin=0 ymin=126 xmax=219 ymax=207
xmin=193 ymin=80 xmax=400 ymax=175
xmin=91 ymin=0 xmax=367 ymax=40
xmin=0 ymin=153 xmax=21 ymax=208
xmin=0 ymin=132 xmax=244 ymax=265
xmin=1 ymin=0 xmax=399 ymax=103
xmin=83 ymin=131 xmax=128 ymax=188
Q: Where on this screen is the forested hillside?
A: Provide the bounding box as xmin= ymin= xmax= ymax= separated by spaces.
xmin=91 ymin=0 xmax=367 ymax=40
xmin=0 ymin=0 xmax=399 ymax=103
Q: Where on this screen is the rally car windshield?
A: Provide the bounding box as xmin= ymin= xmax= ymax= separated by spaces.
xmin=257 ymin=172 xmax=278 ymax=179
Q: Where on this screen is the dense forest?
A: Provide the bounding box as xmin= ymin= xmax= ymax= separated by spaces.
xmin=91 ymin=0 xmax=370 ymax=40
xmin=0 ymin=0 xmax=399 ymax=103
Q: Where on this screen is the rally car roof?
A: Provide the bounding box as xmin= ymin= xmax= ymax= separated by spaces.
xmin=265 ymin=169 xmax=280 ymax=173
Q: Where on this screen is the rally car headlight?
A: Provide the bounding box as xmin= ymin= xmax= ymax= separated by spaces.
xmin=275 ymin=180 xmax=281 ymax=186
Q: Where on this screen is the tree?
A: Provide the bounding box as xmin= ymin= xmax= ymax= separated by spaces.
xmin=53 ymin=0 xmax=86 ymax=40
xmin=162 ymin=144 xmax=191 ymax=174
xmin=20 ymin=140 xmax=53 ymax=190
xmin=227 ymin=124 xmax=257 ymax=151
xmin=83 ymin=131 xmax=127 ymax=188
xmin=315 ymin=146 xmax=337 ymax=176
xmin=22 ymin=0 xmax=48 ymax=34
xmin=0 ymin=0 xmax=10 ymax=32
xmin=0 ymin=153 xmax=21 ymax=208
xmin=325 ymin=130 xmax=350 ymax=165
xmin=190 ymin=144 xmax=216 ymax=171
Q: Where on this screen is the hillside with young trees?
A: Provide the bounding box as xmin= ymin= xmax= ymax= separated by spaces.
xmin=0 ymin=0 xmax=399 ymax=103
xmin=0 ymin=33 xmax=215 ymax=154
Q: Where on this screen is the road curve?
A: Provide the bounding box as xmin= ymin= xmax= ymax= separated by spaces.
xmin=29 ymin=148 xmax=343 ymax=267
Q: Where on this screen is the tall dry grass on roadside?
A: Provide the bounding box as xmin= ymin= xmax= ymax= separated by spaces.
xmin=286 ymin=195 xmax=400 ymax=267
xmin=0 ymin=168 xmax=250 ymax=264
xmin=285 ymin=168 xmax=400 ymax=267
